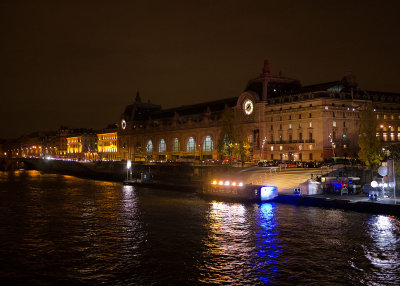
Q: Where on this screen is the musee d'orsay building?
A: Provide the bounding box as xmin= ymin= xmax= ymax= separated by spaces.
xmin=118 ymin=60 xmax=400 ymax=163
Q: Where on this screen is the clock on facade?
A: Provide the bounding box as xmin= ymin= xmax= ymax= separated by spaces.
xmin=243 ymin=99 xmax=254 ymax=115
xmin=121 ymin=119 xmax=127 ymax=130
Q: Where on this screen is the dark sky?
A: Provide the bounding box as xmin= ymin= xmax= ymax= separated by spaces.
xmin=1 ymin=0 xmax=400 ymax=138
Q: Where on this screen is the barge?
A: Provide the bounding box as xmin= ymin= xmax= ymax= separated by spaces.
xmin=201 ymin=179 xmax=278 ymax=202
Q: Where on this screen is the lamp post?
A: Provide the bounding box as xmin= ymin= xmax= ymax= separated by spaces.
xmin=126 ymin=159 xmax=131 ymax=181
xmin=383 ymin=147 xmax=398 ymax=204
xmin=329 ymin=133 xmax=335 ymax=161
xmin=260 ymin=136 xmax=267 ymax=161
xmin=198 ymin=144 xmax=203 ymax=177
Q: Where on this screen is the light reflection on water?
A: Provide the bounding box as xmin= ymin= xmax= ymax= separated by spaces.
xmin=0 ymin=170 xmax=399 ymax=285
xmin=362 ymin=215 xmax=400 ymax=284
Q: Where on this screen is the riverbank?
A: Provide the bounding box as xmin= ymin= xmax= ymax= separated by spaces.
xmin=277 ymin=193 xmax=400 ymax=216
xmin=126 ymin=177 xmax=400 ymax=217
xmin=13 ymin=158 xmax=400 ymax=217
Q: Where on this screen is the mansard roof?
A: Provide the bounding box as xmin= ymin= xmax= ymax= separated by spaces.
xmin=123 ymin=101 xmax=161 ymax=121
xmin=150 ymin=97 xmax=238 ymax=120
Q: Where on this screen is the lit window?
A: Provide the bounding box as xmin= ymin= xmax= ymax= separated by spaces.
xmin=309 ymin=145 xmax=312 ymax=150
xmin=172 ymin=138 xmax=180 ymax=152
xmin=187 ymin=137 xmax=196 ymax=152
xmin=203 ymin=136 xmax=213 ymax=152
xmin=383 ymin=134 xmax=388 ymax=141
xmin=299 ymin=122 xmax=301 ymax=128
xmin=279 ymin=145 xmax=283 ymax=151
xmin=271 ymin=146 xmax=274 ymax=151
xmin=333 ymin=121 xmax=336 ymax=127
xmin=146 ymin=140 xmax=153 ymax=153
xmin=391 ymin=133 xmax=395 ymax=141
xmin=299 ymin=145 xmax=302 ymax=150
xmin=289 ymin=123 xmax=292 ymax=129
xmin=159 ymin=139 xmax=166 ymax=153
xmin=384 ymin=114 xmax=387 ymax=119
xmin=309 ymin=122 xmax=312 ymax=128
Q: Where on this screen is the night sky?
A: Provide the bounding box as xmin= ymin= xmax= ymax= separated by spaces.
xmin=1 ymin=0 xmax=400 ymax=139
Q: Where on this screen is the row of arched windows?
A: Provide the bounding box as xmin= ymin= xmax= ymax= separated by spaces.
xmin=145 ymin=136 xmax=214 ymax=153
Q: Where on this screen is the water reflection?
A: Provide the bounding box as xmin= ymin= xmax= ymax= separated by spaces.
xmin=251 ymin=203 xmax=281 ymax=284
xmin=200 ymin=201 xmax=281 ymax=284
xmin=2 ymin=171 xmax=400 ymax=285
xmin=363 ymin=215 xmax=400 ymax=284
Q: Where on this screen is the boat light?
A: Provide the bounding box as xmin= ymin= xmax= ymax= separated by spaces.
xmin=238 ymin=182 xmax=244 ymax=187
xmin=231 ymin=182 xmax=237 ymax=186
xmin=218 ymin=180 xmax=224 ymax=185
xmin=212 ymin=180 xmax=217 ymax=185
xmin=224 ymin=181 xmax=230 ymax=186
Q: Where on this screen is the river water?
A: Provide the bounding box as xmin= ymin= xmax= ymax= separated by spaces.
xmin=0 ymin=170 xmax=399 ymax=285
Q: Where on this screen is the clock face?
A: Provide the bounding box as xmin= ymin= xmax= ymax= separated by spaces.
xmin=121 ymin=119 xmax=127 ymax=130
xmin=243 ymin=99 xmax=254 ymax=115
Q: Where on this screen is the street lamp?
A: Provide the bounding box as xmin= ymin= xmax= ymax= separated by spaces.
xmin=260 ymin=136 xmax=267 ymax=161
xmin=126 ymin=159 xmax=131 ymax=181
xmin=383 ymin=148 xmax=397 ymax=204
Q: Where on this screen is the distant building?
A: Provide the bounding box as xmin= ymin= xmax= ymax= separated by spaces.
xmin=97 ymin=131 xmax=118 ymax=161
xmin=118 ymin=60 xmax=400 ymax=162
xmin=66 ymin=132 xmax=98 ymax=160
xmin=55 ymin=127 xmax=70 ymax=157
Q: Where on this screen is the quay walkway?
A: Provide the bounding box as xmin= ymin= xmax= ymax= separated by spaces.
xmin=277 ymin=193 xmax=400 ymax=217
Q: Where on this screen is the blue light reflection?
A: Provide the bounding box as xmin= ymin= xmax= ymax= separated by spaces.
xmin=251 ymin=202 xmax=282 ymax=284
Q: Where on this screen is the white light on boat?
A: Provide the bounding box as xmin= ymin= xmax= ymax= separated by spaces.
xmin=212 ymin=180 xmax=217 ymax=185
xmin=224 ymin=181 xmax=230 ymax=186
xmin=218 ymin=181 xmax=224 ymax=185
xmin=238 ymin=182 xmax=244 ymax=187
xmin=231 ymin=182 xmax=237 ymax=186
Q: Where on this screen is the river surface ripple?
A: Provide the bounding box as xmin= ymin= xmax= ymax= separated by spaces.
xmin=0 ymin=170 xmax=399 ymax=285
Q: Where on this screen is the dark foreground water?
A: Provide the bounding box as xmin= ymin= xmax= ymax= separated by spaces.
xmin=0 ymin=171 xmax=399 ymax=285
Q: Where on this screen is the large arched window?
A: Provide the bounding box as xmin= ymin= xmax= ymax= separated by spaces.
xmin=186 ymin=137 xmax=196 ymax=152
xmin=203 ymin=136 xmax=213 ymax=152
xmin=146 ymin=140 xmax=153 ymax=153
xmin=172 ymin=138 xmax=180 ymax=152
xmin=159 ymin=139 xmax=166 ymax=153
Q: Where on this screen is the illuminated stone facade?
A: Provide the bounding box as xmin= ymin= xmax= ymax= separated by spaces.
xmin=118 ymin=61 xmax=400 ymax=162
xmin=67 ymin=134 xmax=97 ymax=160
xmin=118 ymin=93 xmax=236 ymax=162
xmin=97 ymin=132 xmax=118 ymax=161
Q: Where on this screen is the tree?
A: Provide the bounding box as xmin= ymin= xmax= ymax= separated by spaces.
xmin=232 ymin=125 xmax=252 ymax=166
xmin=217 ymin=106 xmax=251 ymax=165
xmin=217 ymin=106 xmax=235 ymax=163
xmin=358 ymin=106 xmax=382 ymax=167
